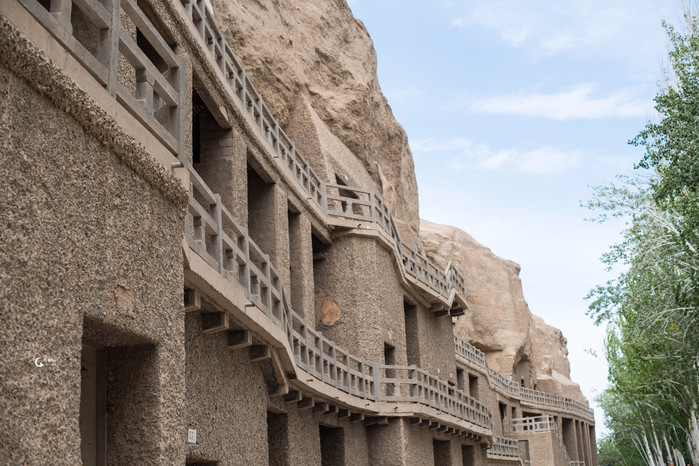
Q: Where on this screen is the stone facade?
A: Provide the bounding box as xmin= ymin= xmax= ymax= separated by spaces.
xmin=0 ymin=0 xmax=598 ymax=465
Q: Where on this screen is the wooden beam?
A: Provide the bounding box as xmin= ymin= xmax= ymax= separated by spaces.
xmin=284 ymin=390 xmax=302 ymax=404
xmin=201 ymin=312 xmax=229 ymax=334
xmin=249 ymin=345 xmax=271 ymax=363
xmin=228 ymin=329 xmax=252 ymax=350
xmin=313 ymin=402 xmax=330 ymax=414
xmin=298 ymin=397 xmax=315 ymax=411
xmin=450 ymin=307 xmax=465 ymax=317
xmin=327 ymin=405 xmax=339 ymax=415
xmin=184 ymin=288 xmax=201 ymax=312
xmin=349 ymin=412 xmax=365 ymax=423
xmin=364 ymin=416 xmax=389 ymax=426
xmin=337 ymin=409 xmax=350 ymax=420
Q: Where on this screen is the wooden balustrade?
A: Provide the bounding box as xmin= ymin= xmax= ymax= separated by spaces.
xmin=18 ymin=0 xmax=593 ymax=438
xmin=20 ymin=0 xmax=186 ymax=157
xmin=455 ymin=336 xmax=594 ymax=421
xmin=489 ymin=435 xmax=523 ymax=459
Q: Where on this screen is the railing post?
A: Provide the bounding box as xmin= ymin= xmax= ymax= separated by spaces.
xmin=171 ymin=55 xmax=187 ymax=164
xmin=212 ymin=195 xmax=224 ymax=274
xmin=136 ymin=68 xmax=154 ymax=116
xmin=98 ymin=0 xmax=122 ymax=96
xmin=318 ymin=334 xmax=325 ymax=382
xmin=240 ymin=236 xmax=251 ymax=296
xmin=320 ymin=180 xmax=328 ymax=213
xmin=301 ymin=325 xmax=309 ymax=366
xmin=49 ymin=0 xmax=73 ymax=33
xmin=372 ymin=362 xmax=380 ymax=401
xmin=238 ymin=69 xmax=246 ymax=102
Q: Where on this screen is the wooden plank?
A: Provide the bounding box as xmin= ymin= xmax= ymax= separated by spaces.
xmin=227 ymin=330 xmax=252 ymax=350
xmin=298 ymin=397 xmax=315 ymax=411
xmin=249 ymin=345 xmax=271 ymax=363
xmin=201 ymin=312 xmax=229 ymax=334
xmin=184 ymin=288 xmax=201 ymax=312
xmin=312 ymin=401 xmax=329 ymax=414
xmin=284 ymin=390 xmax=302 ymax=404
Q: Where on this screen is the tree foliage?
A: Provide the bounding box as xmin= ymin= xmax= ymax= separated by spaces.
xmin=587 ymin=11 xmax=699 ymax=466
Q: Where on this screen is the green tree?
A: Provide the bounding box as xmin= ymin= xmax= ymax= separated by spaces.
xmin=587 ymin=10 xmax=699 ymax=465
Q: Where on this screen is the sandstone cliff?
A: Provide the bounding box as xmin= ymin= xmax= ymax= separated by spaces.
xmin=214 ymin=0 xmax=585 ymax=403
xmin=420 ymin=220 xmax=586 ymax=403
xmin=212 ymin=0 xmax=421 ymax=245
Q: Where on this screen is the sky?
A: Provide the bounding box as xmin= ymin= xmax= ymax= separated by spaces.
xmin=348 ymin=0 xmax=686 ymax=437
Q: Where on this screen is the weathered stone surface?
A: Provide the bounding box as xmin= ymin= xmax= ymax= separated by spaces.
xmin=420 ymin=220 xmax=585 ymax=402
xmin=211 ymin=0 xmax=421 ymax=246
xmin=315 ymin=286 xmax=342 ymax=327
xmin=530 ymin=315 xmax=586 ymax=403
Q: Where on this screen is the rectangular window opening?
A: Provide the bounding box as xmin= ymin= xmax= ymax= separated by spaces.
xmin=267 ymin=410 xmax=289 ymax=466
xmin=468 ymin=374 xmax=479 ymax=399
xmin=319 ymin=425 xmax=344 ymax=466
xmin=461 ymin=444 xmax=475 ymax=466
xmin=80 ymin=344 xmax=106 ymax=466
xmin=456 ymin=368 xmax=465 ymax=391
xmin=403 ymin=301 xmax=419 ymax=366
xmin=433 ymin=439 xmax=451 ymax=466
xmin=81 ymin=319 xmax=158 ymax=465
xmin=288 ymin=208 xmax=303 ymax=314
xmin=247 ymin=163 xmax=276 ymax=259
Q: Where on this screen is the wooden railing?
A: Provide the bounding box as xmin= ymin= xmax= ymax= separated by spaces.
xmin=290 ymin=310 xmax=378 ymax=401
xmin=509 ymin=415 xmax=558 ymax=433
xmin=325 ymin=183 xmax=467 ymax=301
xmin=454 ymin=337 xmax=595 ymax=421
xmin=489 ymin=435 xmax=523 ymax=459
xmin=183 ymin=168 xmax=491 ymax=430
xmin=510 ymin=416 xmax=583 ymax=466
xmin=454 ymin=337 xmax=487 ymax=368
xmin=187 ymin=168 xmax=291 ymax=336
xmin=379 ymin=365 xmax=491 ymax=429
xmin=19 ymin=0 xmax=186 ymax=156
xmin=17 ymin=0 xmax=592 ymax=436
xmin=181 ymin=0 xmax=325 ymax=208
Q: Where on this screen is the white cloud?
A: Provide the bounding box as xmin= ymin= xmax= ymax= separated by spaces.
xmin=411 ymin=138 xmax=582 ymax=174
xmin=450 ymin=0 xmax=673 ymax=58
xmin=461 ymin=84 xmax=650 ymax=120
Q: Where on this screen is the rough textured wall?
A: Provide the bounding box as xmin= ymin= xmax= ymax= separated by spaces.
xmin=313 ymin=236 xmax=406 ymax=366
xmin=420 ymin=220 xmax=586 ymax=403
xmin=210 ymin=0 xmax=421 ymax=243
xmin=0 ymin=62 xmax=184 ymax=465
xmin=185 ymin=313 xmax=270 ymax=464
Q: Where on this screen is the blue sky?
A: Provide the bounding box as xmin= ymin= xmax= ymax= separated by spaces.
xmin=348 ymin=0 xmax=684 ymax=435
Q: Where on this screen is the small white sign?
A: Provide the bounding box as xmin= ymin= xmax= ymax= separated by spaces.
xmin=188 ymin=428 xmax=197 ymax=444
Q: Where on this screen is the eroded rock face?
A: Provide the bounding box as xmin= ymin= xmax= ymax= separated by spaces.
xmin=212 ymin=0 xmax=421 ymax=245
xmin=213 ymin=0 xmax=584 ymax=402
xmin=420 ymin=220 xmax=585 ymax=402
xmin=314 ymin=286 xmax=342 ymax=327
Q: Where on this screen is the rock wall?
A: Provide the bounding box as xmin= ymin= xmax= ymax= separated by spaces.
xmin=420 ymin=220 xmax=586 ymax=403
xmin=212 ymin=0 xmax=421 ymax=245
xmin=212 ymin=0 xmax=585 ymax=403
